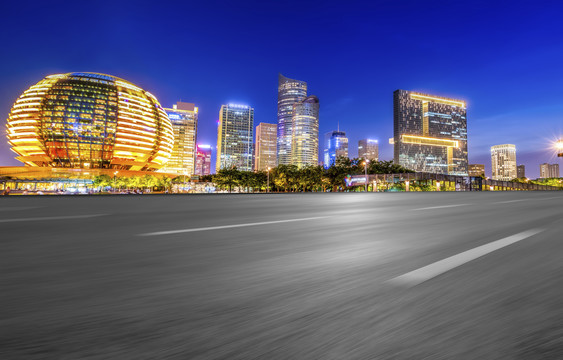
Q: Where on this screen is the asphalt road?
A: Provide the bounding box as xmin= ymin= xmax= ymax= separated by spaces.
xmin=1 ymin=192 xmax=563 ymax=359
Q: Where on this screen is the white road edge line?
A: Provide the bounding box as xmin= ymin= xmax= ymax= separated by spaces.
xmin=411 ymin=204 xmax=470 ymax=211
xmin=139 ymin=216 xmax=330 ymax=236
xmin=388 ymin=228 xmax=544 ymax=287
xmin=0 ymin=214 xmax=108 ymax=223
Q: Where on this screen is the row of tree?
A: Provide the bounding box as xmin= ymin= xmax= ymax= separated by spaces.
xmin=212 ymin=158 xmax=413 ymax=193
xmin=92 ymin=174 xmax=174 ymax=192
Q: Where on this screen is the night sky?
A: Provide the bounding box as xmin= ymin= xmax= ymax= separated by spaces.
xmin=1 ymin=0 xmax=562 ymax=177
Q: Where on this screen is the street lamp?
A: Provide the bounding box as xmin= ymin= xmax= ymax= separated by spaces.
xmin=556 ymin=138 xmax=563 ymax=157
xmin=267 ymin=167 xmax=271 ymax=193
xmin=363 ymin=159 xmax=369 ymax=192
xmin=113 ymin=171 xmax=119 ymax=193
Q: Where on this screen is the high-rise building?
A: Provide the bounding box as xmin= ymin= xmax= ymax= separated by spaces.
xmin=159 ymin=102 xmax=198 ymax=175
xmin=517 ymin=164 xmax=526 ymax=179
xmin=277 ymin=74 xmax=307 ymax=165
xmin=358 ymin=139 xmax=379 ymax=161
xmin=540 ymin=163 xmax=559 ymax=178
xmin=291 ymin=96 xmax=319 ymax=168
xmin=255 ymin=123 xmax=277 ymax=171
xmin=324 ymin=130 xmax=348 ymax=168
xmin=216 ymin=104 xmax=254 ymax=171
xmin=393 ymin=90 xmax=468 ymax=175
xmin=195 ymin=144 xmax=212 ymax=176
xmin=468 ymin=164 xmax=485 ymax=178
xmin=491 ymin=144 xmax=517 ymax=180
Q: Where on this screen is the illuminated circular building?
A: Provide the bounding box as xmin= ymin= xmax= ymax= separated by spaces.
xmin=6 ymin=72 xmax=174 ymax=171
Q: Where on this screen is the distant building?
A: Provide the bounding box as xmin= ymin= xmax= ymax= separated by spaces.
xmin=468 ymin=164 xmax=485 ymax=178
xmin=255 ymin=123 xmax=277 ymax=171
xmin=160 ymin=102 xmax=198 ymax=175
xmin=195 ymin=145 xmax=212 ymax=176
xmin=216 ymin=104 xmax=254 ymax=172
xmin=491 ymin=144 xmax=517 ymax=181
xmin=291 ymin=96 xmax=320 ymax=168
xmin=517 ymin=164 xmax=526 ymax=179
xmin=393 ymin=90 xmax=468 ymax=175
xmin=540 ymin=163 xmax=559 ymax=178
xmin=358 ymin=139 xmax=379 ymax=161
xmin=324 ymin=130 xmax=348 ymax=168
xmin=277 ymin=74 xmax=307 ymax=165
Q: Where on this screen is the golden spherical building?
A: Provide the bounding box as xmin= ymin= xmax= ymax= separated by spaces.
xmin=6 ymin=72 xmax=174 ymax=171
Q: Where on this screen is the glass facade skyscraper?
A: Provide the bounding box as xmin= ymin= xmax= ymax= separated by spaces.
xmin=159 ymin=102 xmax=198 ymax=175
xmin=216 ymin=104 xmax=254 ymax=171
xmin=255 ymin=122 xmax=277 ymax=171
xmin=491 ymin=144 xmax=516 ymax=180
xmin=277 ymin=74 xmax=307 ymax=165
xmin=393 ymin=90 xmax=468 ymax=175
xmin=195 ymin=144 xmax=212 ymax=176
xmin=324 ymin=130 xmax=348 ymax=168
xmin=358 ymin=139 xmax=379 ymax=161
xmin=291 ymin=95 xmax=319 ymax=168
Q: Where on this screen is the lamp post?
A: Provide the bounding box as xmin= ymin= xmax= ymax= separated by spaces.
xmin=113 ymin=171 xmax=119 ymax=193
xmin=556 ymin=139 xmax=563 ymax=157
xmin=364 ymin=159 xmax=369 ymax=192
xmin=267 ymin=167 xmax=271 ymax=193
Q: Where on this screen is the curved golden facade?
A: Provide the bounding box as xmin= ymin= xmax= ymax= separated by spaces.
xmin=6 ymin=72 xmax=173 ymax=171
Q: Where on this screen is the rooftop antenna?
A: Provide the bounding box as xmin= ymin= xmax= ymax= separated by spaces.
xmin=337 ymin=121 xmax=340 ymax=132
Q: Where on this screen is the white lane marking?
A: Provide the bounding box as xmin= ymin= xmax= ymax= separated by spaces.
xmin=411 ymin=204 xmax=470 ymax=211
xmin=495 ymin=199 xmax=530 ymax=204
xmin=139 ymin=216 xmax=330 ymax=236
xmin=0 ymin=206 xmax=43 ymax=212
xmin=0 ymin=214 xmax=107 ymax=223
xmin=388 ymin=228 xmax=544 ymax=287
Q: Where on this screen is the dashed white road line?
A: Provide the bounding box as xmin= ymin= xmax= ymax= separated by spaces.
xmin=388 ymin=228 xmax=544 ymax=287
xmin=0 ymin=206 xmax=43 ymax=212
xmin=411 ymin=204 xmax=470 ymax=211
xmin=494 ymin=199 xmax=530 ymax=204
xmin=139 ymin=216 xmax=330 ymax=236
xmin=0 ymin=214 xmax=107 ymax=223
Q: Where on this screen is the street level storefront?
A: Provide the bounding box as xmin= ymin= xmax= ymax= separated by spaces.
xmin=0 ymin=167 xmax=178 ymax=193
xmin=346 ymin=173 xmax=561 ymax=191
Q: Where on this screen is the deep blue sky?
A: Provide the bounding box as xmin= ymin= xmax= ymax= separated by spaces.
xmin=1 ymin=0 xmax=562 ymax=177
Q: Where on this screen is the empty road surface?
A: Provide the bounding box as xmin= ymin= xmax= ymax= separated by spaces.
xmin=1 ymin=192 xmax=563 ymax=359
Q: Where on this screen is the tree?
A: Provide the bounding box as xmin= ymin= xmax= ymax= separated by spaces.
xmin=92 ymin=174 xmax=112 ymax=191
xmin=214 ymin=167 xmax=240 ymax=193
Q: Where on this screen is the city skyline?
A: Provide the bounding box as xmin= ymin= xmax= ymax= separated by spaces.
xmin=1 ymin=2 xmax=562 ymax=178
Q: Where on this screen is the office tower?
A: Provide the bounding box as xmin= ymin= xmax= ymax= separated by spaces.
xmin=255 ymin=123 xmax=277 ymax=171
xmin=160 ymin=102 xmax=198 ymax=175
xmin=195 ymin=145 xmax=212 ymax=176
xmin=277 ymin=74 xmax=307 ymax=165
xmin=517 ymin=164 xmax=526 ymax=179
xmin=216 ymin=104 xmax=254 ymax=171
xmin=491 ymin=144 xmax=517 ymax=180
xmin=324 ymin=130 xmax=349 ymax=167
xmin=468 ymin=164 xmax=485 ymax=178
xmin=540 ymin=163 xmax=560 ymax=178
xmin=393 ymin=90 xmax=468 ymax=175
xmin=358 ymin=139 xmax=379 ymax=161
xmin=291 ymin=96 xmax=320 ymax=168
xmin=6 ymin=72 xmax=173 ymax=170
